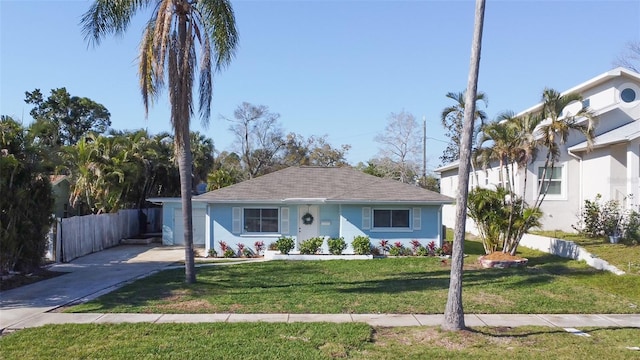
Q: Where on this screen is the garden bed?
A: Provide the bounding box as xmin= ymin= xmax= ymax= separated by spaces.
xmin=264 ymin=251 xmax=372 ymax=261
xmin=478 ymin=252 xmax=528 ymax=269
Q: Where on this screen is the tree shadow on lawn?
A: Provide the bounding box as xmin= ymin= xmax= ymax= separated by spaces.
xmin=334 ymin=254 xmax=605 ymax=295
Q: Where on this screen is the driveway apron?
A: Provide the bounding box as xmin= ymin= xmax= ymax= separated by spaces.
xmin=0 ymin=245 xmax=184 ymax=331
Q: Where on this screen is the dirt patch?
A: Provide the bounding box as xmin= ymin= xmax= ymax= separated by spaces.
xmin=472 ymin=291 xmax=515 ymax=307
xmin=155 ymin=299 xmax=217 ymax=312
xmin=0 ymin=269 xmax=67 ymax=291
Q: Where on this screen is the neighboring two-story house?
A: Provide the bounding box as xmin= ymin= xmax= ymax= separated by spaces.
xmin=436 ymin=67 xmax=640 ymax=233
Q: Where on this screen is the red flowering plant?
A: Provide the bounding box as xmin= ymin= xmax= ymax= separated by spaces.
xmin=409 ymin=240 xmax=421 ymax=255
xmin=427 ymin=241 xmax=437 ymax=256
xmin=379 ymin=239 xmax=389 ymax=255
xmin=254 ymin=241 xmax=265 ymax=256
xmin=218 ymin=241 xmax=228 ymax=253
xmin=237 ymin=243 xmax=245 ymax=253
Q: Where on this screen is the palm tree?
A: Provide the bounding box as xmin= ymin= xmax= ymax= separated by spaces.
xmin=534 ymin=88 xmax=597 ymax=209
xmin=81 ymin=0 xmax=238 ymax=283
xmin=443 ymin=0 xmax=486 ymax=332
xmin=440 ymin=90 xmax=488 ymax=166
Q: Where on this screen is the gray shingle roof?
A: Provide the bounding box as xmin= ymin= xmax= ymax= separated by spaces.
xmin=195 ymin=166 xmax=453 ymax=204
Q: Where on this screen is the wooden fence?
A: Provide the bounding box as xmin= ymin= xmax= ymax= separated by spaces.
xmin=55 ymin=208 xmax=162 ymax=263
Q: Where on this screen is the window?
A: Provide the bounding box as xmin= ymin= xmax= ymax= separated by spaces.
xmin=537 ymin=167 xmax=562 ymax=195
xmin=244 ymin=208 xmax=279 ymax=233
xmin=621 ymin=88 xmax=636 ymax=103
xmin=373 ymin=209 xmax=410 ymax=228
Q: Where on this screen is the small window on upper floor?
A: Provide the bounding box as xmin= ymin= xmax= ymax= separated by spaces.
xmin=621 ymin=88 xmax=637 ymax=103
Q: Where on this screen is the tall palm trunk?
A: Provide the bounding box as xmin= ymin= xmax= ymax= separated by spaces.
xmin=176 ymin=12 xmax=196 ymax=284
xmin=443 ymin=0 xmax=485 ymax=332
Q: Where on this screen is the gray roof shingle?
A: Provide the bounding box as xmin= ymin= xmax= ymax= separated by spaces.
xmin=195 ymin=166 xmax=453 ymax=204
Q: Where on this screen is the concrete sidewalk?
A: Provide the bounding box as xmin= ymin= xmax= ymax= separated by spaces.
xmin=4 ymin=312 xmax=640 ymax=330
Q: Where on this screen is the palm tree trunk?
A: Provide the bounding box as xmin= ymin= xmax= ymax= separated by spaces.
xmin=177 ymin=12 xmax=196 ymax=284
xmin=443 ymin=0 xmax=485 ymax=332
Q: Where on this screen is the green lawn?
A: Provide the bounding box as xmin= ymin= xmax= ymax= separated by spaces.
xmin=67 ymin=240 xmax=640 ymax=314
xmin=1 ymin=323 xmax=639 ymax=360
xmin=532 ymin=230 xmax=640 ymax=275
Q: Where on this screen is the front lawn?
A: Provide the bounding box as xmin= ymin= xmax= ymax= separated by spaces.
xmin=532 ymin=230 xmax=640 ymax=275
xmin=1 ymin=323 xmax=639 ymax=360
xmin=67 ymin=240 xmax=640 ymax=314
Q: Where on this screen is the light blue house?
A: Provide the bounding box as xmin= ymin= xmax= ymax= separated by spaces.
xmin=151 ymin=166 xmax=453 ymax=254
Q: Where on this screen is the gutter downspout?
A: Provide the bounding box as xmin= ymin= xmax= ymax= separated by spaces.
xmin=568 ymin=148 xmax=583 ymax=216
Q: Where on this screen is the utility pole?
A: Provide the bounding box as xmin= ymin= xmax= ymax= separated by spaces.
xmin=422 ymin=116 xmax=427 ymax=180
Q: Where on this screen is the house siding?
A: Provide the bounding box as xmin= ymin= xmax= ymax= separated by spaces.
xmin=183 ymin=203 xmax=447 ymax=254
xmin=340 ymin=204 xmax=444 ymax=251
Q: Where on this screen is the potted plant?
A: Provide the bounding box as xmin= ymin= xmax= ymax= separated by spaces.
xmin=601 ymin=200 xmax=623 ymax=244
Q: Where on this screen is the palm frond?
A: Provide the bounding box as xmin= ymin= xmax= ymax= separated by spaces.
xmin=81 ymin=0 xmax=150 ymax=46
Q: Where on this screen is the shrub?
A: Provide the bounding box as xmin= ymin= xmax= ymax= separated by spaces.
xmin=574 ymin=194 xmax=640 ymax=241
xmin=223 ymin=248 xmax=235 ymax=258
xmin=389 ymin=245 xmax=404 ymax=256
xmin=242 ymin=247 xmax=253 ymax=258
xmin=328 ymin=237 xmax=347 ymax=255
xmin=267 ymin=242 xmax=278 ymax=251
xmin=441 ymin=241 xmax=452 ymax=256
xmin=275 ymin=236 xmax=295 ymax=254
xmin=299 ymin=237 xmax=324 ymax=255
xmin=416 ymin=246 xmax=428 ymax=256
xmin=352 ymin=235 xmax=371 ymax=255
xmin=207 ymin=248 xmax=217 ymax=258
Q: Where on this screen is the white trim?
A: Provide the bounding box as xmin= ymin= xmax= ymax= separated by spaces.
xmin=242 ymin=207 xmax=280 ymax=234
xmin=533 ymin=161 xmax=568 ymax=201
xmin=372 ymin=208 xmax=411 ymax=230
xmin=618 ymin=82 xmax=640 ymax=109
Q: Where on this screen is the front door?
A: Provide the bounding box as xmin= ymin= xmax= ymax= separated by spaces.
xmin=297 ymin=205 xmax=319 ymax=249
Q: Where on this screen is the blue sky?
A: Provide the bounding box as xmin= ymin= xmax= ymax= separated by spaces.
xmin=1 ymin=0 xmax=639 ymax=170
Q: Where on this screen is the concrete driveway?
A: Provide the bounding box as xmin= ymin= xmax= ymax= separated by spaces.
xmin=0 ymin=244 xmax=184 ymax=331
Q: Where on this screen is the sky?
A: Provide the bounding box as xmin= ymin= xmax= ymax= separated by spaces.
xmin=1 ymin=0 xmax=639 ymax=172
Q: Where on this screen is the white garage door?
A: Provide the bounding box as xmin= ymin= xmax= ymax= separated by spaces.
xmin=173 ymin=208 xmax=206 ymax=245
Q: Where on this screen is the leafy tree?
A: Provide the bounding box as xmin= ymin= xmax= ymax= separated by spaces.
xmin=25 ymin=88 xmax=111 ymax=146
xmin=440 ymin=90 xmax=487 ymax=165
xmin=0 ymin=116 xmax=54 ymax=274
xmin=190 ymin=131 xmax=215 ymax=189
xmin=206 ymin=150 xmax=243 ymax=190
xmin=281 ymin=133 xmax=350 ymax=168
xmin=82 ymin=0 xmax=238 ymax=284
xmin=418 ymin=174 xmax=440 ymax=192
xmin=374 ymin=110 xmax=421 ymax=183
xmin=226 ymin=102 xmax=284 ymax=178
xmin=443 ymin=0 xmax=486 ymax=332
xmin=355 ymin=161 xmax=387 ymax=178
